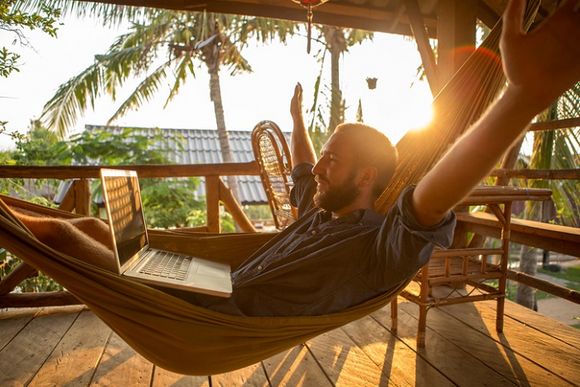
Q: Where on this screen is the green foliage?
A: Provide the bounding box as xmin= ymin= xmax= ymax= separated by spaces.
xmin=0 ymin=121 xmax=70 ymax=201
xmin=186 ymin=207 xmax=235 ymax=232
xmin=0 ymin=0 xmax=60 ymax=77
xmin=141 ymin=178 xmax=203 ymax=229
xmin=68 ymin=127 xmax=168 ymax=165
xmin=0 ymin=250 xmax=63 ymax=292
xmin=13 ymin=120 xmax=71 ymax=165
xmin=243 ymin=204 xmax=273 ymax=221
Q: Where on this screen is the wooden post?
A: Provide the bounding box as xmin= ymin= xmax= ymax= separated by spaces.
xmin=218 ymin=180 xmax=256 ymax=233
xmin=206 ymin=176 xmax=221 ymax=233
xmin=405 ymin=0 xmax=439 ymax=95
xmin=496 ymin=201 xmax=512 ymax=333
xmin=73 ymin=179 xmax=91 ymax=216
xmin=58 ymin=182 xmax=76 ymax=212
xmin=437 ymin=0 xmax=477 ymax=85
xmin=417 ymin=264 xmax=430 ymax=347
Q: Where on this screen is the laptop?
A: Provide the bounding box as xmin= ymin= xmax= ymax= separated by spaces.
xmin=100 ymin=168 xmax=232 ymax=297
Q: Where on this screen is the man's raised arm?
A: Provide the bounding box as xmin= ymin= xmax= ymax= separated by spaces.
xmin=290 ymin=83 xmax=317 ymax=166
xmin=412 ymin=0 xmax=580 ymax=227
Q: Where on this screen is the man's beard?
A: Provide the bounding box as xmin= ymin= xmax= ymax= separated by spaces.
xmin=313 ymin=170 xmax=360 ymax=212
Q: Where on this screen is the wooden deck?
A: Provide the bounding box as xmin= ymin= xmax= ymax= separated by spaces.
xmin=1 ymin=297 xmax=579 ymax=386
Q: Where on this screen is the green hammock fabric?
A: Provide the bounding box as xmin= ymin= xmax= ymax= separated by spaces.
xmin=0 ymin=1 xmax=539 ymax=376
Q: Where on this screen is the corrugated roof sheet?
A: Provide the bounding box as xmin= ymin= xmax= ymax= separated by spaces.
xmin=85 ymin=125 xmax=291 ymax=205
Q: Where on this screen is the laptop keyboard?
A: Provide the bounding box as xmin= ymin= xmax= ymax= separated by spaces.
xmin=139 ymin=252 xmax=192 ymax=281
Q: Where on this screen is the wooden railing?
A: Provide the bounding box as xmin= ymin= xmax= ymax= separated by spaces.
xmin=0 ymin=162 xmax=261 ymax=232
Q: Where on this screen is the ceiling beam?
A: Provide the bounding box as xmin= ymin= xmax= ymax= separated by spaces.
xmin=81 ymin=0 xmax=439 ymax=36
xmin=404 ymin=0 xmax=439 ymax=95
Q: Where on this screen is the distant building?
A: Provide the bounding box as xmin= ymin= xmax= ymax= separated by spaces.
xmin=85 ymin=125 xmax=291 ymax=206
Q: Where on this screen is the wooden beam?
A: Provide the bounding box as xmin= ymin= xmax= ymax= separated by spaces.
xmin=437 ymin=0 xmax=477 ymax=84
xmin=457 ymin=212 xmax=580 ymax=257
xmin=218 ymin=179 xmax=255 ymax=233
xmin=0 ymin=262 xmax=37 ymax=296
xmin=477 ymin=0 xmax=501 ymax=29
xmin=404 ymin=0 xmax=439 ymax=95
xmin=507 ymin=270 xmax=580 ymax=304
xmin=0 ymin=162 xmax=260 ymax=179
xmin=86 ymin=0 xmax=439 ymax=36
xmin=58 ymin=183 xmax=76 ymax=212
xmin=0 ymin=291 xmax=81 ymax=308
xmin=528 ymin=117 xmax=580 ymax=132
xmin=490 ymin=169 xmax=580 ymax=180
xmin=205 ymin=176 xmax=221 ymax=233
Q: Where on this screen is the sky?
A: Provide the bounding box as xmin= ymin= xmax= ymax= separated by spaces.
xmin=0 ymin=12 xmax=435 ymax=151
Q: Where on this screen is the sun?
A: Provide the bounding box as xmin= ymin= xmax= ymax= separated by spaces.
xmin=360 ymin=84 xmax=434 ymax=145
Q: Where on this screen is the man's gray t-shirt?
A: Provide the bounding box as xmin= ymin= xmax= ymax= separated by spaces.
xmin=183 ymin=163 xmax=455 ymax=316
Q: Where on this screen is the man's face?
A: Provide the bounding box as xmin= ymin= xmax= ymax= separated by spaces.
xmin=312 ymin=132 xmax=361 ymax=212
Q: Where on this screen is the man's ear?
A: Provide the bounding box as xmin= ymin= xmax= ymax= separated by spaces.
xmin=357 ymin=166 xmax=378 ymax=188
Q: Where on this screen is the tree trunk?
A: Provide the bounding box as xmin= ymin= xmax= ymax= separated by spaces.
xmin=329 ymin=45 xmax=342 ymax=132
xmin=207 ymin=57 xmax=240 ymax=204
xmin=516 ymin=244 xmax=537 ymax=310
xmin=322 ymin=26 xmax=346 ymax=133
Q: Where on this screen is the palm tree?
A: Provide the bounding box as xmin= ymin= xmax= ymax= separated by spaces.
xmin=516 ymin=84 xmax=580 ymax=309
xmin=19 ymin=3 xmax=296 ymax=199
xmin=306 ymin=26 xmax=373 ymax=154
xmin=320 ymin=26 xmax=373 ymax=132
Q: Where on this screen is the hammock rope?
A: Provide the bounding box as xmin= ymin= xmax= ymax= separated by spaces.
xmin=0 ymin=1 xmax=539 ymax=375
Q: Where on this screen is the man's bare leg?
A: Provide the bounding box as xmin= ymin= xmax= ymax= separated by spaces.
xmin=14 ymin=211 xmax=117 ymax=272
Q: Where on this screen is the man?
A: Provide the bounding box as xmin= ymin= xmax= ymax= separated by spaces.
xmin=16 ymin=0 xmax=580 ymax=316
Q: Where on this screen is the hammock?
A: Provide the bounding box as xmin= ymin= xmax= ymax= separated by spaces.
xmin=0 ymin=2 xmax=539 ymax=376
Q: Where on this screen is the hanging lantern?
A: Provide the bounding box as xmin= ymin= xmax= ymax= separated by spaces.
xmin=291 ymin=0 xmax=331 ymax=54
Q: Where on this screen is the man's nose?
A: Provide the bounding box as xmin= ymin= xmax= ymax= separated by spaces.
xmin=311 ymin=159 xmax=323 ymax=175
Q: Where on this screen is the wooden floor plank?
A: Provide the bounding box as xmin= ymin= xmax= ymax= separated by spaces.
xmin=262 ymin=344 xmax=331 ymax=386
xmin=152 ymin=366 xmax=210 ymax=386
xmin=0 ymin=307 xmax=40 ymax=351
xmin=402 ymin=301 xmax=570 ymax=386
xmin=442 ymin=301 xmax=580 ymax=385
xmin=28 ymin=310 xmax=112 ymax=387
xmin=90 ymin=332 xmax=154 ymax=386
xmin=211 ymin=362 xmax=269 ymax=386
xmin=306 ymin=325 xmax=392 ymax=386
xmin=373 ymin=301 xmax=515 ymax=386
xmin=343 ymin=312 xmax=453 ymax=387
xmin=0 ymin=307 xmax=81 ymax=386
xmin=494 ymin=299 xmax=580 ymax=349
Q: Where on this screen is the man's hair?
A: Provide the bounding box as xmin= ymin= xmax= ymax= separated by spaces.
xmin=334 ymin=123 xmax=398 ymax=198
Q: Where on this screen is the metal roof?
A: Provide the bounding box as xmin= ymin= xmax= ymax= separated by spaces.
xmin=85 ymin=125 xmax=291 ymax=205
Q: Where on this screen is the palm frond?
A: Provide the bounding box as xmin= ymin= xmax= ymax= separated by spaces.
xmin=14 ymin=0 xmax=156 ymax=26
xmin=164 ymin=54 xmax=195 ymax=108
xmin=221 ymin=36 xmax=252 ymax=75
xmin=107 ymin=62 xmax=170 ymax=124
xmin=40 ymin=63 xmax=105 ymax=138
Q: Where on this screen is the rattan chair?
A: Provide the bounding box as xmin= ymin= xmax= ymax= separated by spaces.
xmin=251 ymin=120 xmax=296 ymax=230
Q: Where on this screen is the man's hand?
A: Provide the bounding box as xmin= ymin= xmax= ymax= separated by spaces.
xmin=290 ymin=82 xmax=317 ymax=166
xmin=290 ymin=82 xmax=303 ymax=122
xmin=501 ymin=0 xmax=580 ymax=112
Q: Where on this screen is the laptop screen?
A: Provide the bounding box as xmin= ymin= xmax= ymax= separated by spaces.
xmin=102 ymin=172 xmax=147 ymax=268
